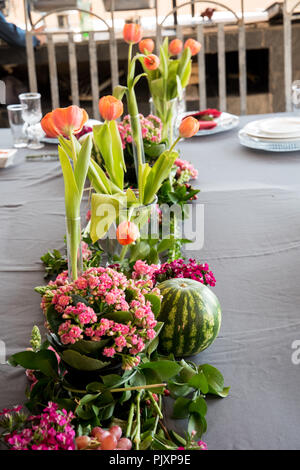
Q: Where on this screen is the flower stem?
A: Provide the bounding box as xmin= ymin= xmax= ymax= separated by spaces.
xmin=126 ymin=401 xmax=135 ymax=438
xmin=110 ymin=383 xmax=166 ymax=393
xmin=169 ymin=136 xmax=181 ymax=153
xmin=148 ymin=391 xmax=163 ymax=419
xmin=134 ymin=391 xmax=142 ymax=450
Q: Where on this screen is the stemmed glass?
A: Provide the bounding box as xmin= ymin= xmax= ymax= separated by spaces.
xmin=291 ymin=81 xmax=300 ymax=114
xmin=18 ymin=92 xmax=44 ymax=149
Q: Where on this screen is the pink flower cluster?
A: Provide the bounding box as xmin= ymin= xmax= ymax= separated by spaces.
xmin=174 ymin=158 xmax=198 ymax=182
xmin=5 ymin=402 xmax=75 ymax=450
xmin=132 ymin=259 xmax=216 ymax=287
xmin=41 ymin=267 xmax=160 ymax=370
xmin=118 ymin=114 xmax=162 ymax=149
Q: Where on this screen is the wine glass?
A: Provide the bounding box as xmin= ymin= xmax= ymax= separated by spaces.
xmin=292 ymin=80 xmax=300 ymax=114
xmin=18 ymin=92 xmax=44 ymax=150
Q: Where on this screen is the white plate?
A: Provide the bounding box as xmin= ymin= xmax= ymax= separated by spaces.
xmin=239 ymin=130 xmax=300 ymax=152
xmin=40 ymin=119 xmax=102 ymax=144
xmin=244 ymin=118 xmax=300 ymax=140
xmin=178 ymin=111 xmax=240 ymax=136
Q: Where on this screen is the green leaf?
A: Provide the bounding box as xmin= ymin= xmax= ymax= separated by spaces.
xmin=188 ymin=413 xmax=207 ymax=438
xmin=102 ymin=311 xmax=134 ymax=323
xmin=168 ymin=380 xmax=192 ymax=398
xmin=150 ymin=78 xmax=165 ymax=100
xmin=88 ymin=159 xmax=112 ymax=195
xmin=139 ymin=360 xmax=182 ymax=381
xmin=74 ymin=134 xmax=92 ymax=196
xmin=198 ymin=364 xmax=224 ymax=394
xmin=172 ymin=397 xmax=191 ymax=419
xmin=177 ymin=47 xmax=192 ymax=83
xmin=80 ymin=393 xmax=100 ymax=405
xmin=86 ymin=382 xmax=106 ymax=393
xmin=8 ymin=350 xmax=58 ymax=379
xmin=159 ymin=44 xmax=168 ymax=79
xmin=46 ymin=304 xmax=63 ymax=335
xmin=143 ymin=150 xmax=178 ymax=205
xmin=58 ymin=146 xmax=80 ymax=219
xmin=113 ymin=85 xmax=128 ymax=100
xmin=179 ymin=359 xmax=197 ymax=382
xmin=144 ymin=294 xmax=161 ymax=316
xmin=109 ymin=119 xmax=126 ymax=180
xmin=67 ymin=338 xmax=110 ymax=355
xmin=90 ymin=193 xmax=120 ymax=242
xmin=157 ymin=238 xmax=176 ymax=254
xmin=189 ymin=397 xmax=207 ymax=417
xmin=61 ymin=350 xmax=110 ymax=371
xmin=187 ymin=370 xmax=209 ymax=394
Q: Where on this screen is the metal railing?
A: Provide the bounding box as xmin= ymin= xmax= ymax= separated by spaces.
xmin=23 ymin=0 xmax=250 ymax=116
xmin=284 ymin=0 xmax=300 ymax=111
xmin=157 ymin=1 xmax=247 ymax=114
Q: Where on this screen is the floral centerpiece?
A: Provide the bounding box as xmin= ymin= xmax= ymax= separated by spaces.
xmin=36 ymin=266 xmax=161 ymax=375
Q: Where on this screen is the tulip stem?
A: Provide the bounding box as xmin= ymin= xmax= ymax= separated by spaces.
xmin=126 ymin=402 xmax=135 ymax=438
xmin=169 ymin=136 xmax=181 ymax=153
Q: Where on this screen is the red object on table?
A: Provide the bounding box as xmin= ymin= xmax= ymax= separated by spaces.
xmin=198 ymin=121 xmax=217 ymax=130
xmin=190 ymin=109 xmax=222 ymax=119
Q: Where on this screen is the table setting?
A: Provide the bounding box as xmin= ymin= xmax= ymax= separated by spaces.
xmin=0 ymin=24 xmax=300 ymax=453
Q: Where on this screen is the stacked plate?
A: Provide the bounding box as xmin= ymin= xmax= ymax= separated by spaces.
xmin=239 ymin=117 xmax=300 ymax=152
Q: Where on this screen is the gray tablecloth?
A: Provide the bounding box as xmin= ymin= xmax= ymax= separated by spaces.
xmin=1 ymin=114 xmax=300 ymax=450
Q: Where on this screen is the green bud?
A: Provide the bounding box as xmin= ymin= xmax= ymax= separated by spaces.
xmin=30 ymin=326 xmax=41 ymax=352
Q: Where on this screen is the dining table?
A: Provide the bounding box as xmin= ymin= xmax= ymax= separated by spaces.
xmin=1 ymin=113 xmax=300 ymax=450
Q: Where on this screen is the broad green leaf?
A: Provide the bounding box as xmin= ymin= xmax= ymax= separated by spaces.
xmin=198 ymin=364 xmax=224 ymax=392
xmin=177 ymin=47 xmax=192 ymax=83
xmin=80 ymin=393 xmax=100 ymax=405
xmin=102 ymin=311 xmax=134 ymax=323
xmin=88 ymin=159 xmax=111 ymax=194
xmin=187 ymin=370 xmax=209 ymax=394
xmin=188 ymin=412 xmax=207 ymax=438
xmin=113 ymin=85 xmax=128 ymax=100
xmin=179 ymin=359 xmax=197 ymax=382
xmin=150 ymin=77 xmax=165 ymax=100
xmin=189 ymin=397 xmax=207 ymax=417
xmin=68 ymin=338 xmax=110 ymax=355
xmin=8 ymin=350 xmax=58 ymax=379
xmin=61 ymin=350 xmax=110 ymax=371
xmin=109 ymin=119 xmax=126 ymax=179
xmin=139 ymin=360 xmax=182 ymax=381
xmin=159 ymin=44 xmax=168 ymax=79
xmin=157 ymin=238 xmax=176 ymax=254
xmin=58 ymin=146 xmax=80 ymax=219
xmin=74 ymin=134 xmax=92 ymax=196
xmin=172 ymin=397 xmax=191 ymax=419
xmin=181 ymin=60 xmax=192 ymax=89
xmin=90 ymin=193 xmax=120 ymax=242
xmin=143 ymin=150 xmax=178 ymax=205
xmin=144 ymin=294 xmax=161 ymax=316
xmin=93 ymin=124 xmax=115 ymax=184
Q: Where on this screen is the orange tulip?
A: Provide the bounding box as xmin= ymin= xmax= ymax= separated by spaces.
xmin=41 ymin=111 xmax=60 ymax=138
xmin=184 ymin=38 xmax=201 ymax=56
xmin=50 ymin=106 xmax=88 ymax=137
xmin=179 ymin=116 xmax=200 ymax=138
xmin=123 ymin=23 xmax=143 ymax=44
xmin=139 ymin=38 xmax=155 ymax=54
xmin=116 ymin=221 xmax=140 ymax=246
xmin=169 ymin=38 xmax=183 ymax=56
xmin=98 ymin=96 xmax=123 ymax=121
xmin=144 ymin=54 xmax=160 ymax=71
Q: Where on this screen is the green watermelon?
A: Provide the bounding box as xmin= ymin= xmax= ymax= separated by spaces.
xmin=157 ymin=278 xmax=221 ymax=357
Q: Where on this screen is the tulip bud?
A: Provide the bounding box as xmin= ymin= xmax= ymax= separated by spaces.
xmin=116 ymin=221 xmax=140 ymax=246
xmin=98 ymin=95 xmax=123 ymax=121
xmin=179 ymin=116 xmax=200 ymax=138
xmin=169 ymin=38 xmax=183 ymax=56
xmin=139 ymin=38 xmax=155 ymax=54
xmin=184 ymin=38 xmax=202 ymax=56
xmin=123 ymin=23 xmax=143 ymax=44
xmin=144 ymin=54 xmax=160 ymax=71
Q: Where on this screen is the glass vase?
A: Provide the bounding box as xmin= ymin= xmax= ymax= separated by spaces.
xmin=129 ymin=114 xmax=145 ymax=182
xmin=98 ymin=193 xmax=158 ymax=265
xmin=150 ymin=96 xmax=184 ymax=144
xmin=65 ymin=217 xmax=83 ymax=281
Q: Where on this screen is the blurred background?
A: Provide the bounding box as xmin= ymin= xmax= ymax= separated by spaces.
xmin=1 ymin=1 xmax=300 ymax=125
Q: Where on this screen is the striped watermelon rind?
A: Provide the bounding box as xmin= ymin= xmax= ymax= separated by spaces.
xmin=157 ymin=278 xmax=222 ymax=357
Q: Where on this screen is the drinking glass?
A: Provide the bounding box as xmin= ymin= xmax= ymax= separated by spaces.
xmin=18 ymin=92 xmax=44 ymax=149
xmin=7 ymin=104 xmax=28 ymax=148
xmin=292 ymin=81 xmax=300 ymax=114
